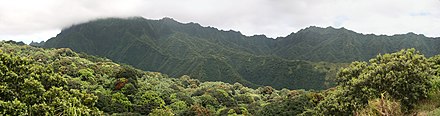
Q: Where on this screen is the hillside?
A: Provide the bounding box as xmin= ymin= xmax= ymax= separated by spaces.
xmin=274 ymin=26 xmax=440 ymax=62
xmin=0 ymin=41 xmax=317 ymax=115
xmin=43 ymin=17 xmax=440 ymax=90
xmin=43 ymin=17 xmax=337 ymax=90
xmin=2 ymin=41 xmax=440 ymax=115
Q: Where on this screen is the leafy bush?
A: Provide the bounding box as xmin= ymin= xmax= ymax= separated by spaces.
xmin=0 ymin=48 xmax=102 ymax=115
xmin=258 ymin=94 xmax=314 ymax=116
xmin=315 ymin=49 xmax=434 ymax=115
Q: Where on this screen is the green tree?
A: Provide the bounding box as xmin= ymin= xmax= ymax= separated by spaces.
xmin=133 ymin=91 xmax=165 ymax=115
xmin=110 ymin=92 xmax=132 ymax=113
xmin=0 ymin=50 xmax=101 ymax=115
xmin=149 ymin=108 xmax=174 ymax=116
xmin=258 ymin=94 xmax=314 ymax=116
xmin=169 ymin=100 xmax=188 ymax=115
xmin=316 ymin=49 xmax=434 ymax=115
xmin=0 ymin=99 xmax=28 ymax=116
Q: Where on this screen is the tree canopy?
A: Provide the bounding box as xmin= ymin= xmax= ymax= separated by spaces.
xmin=1 ymin=41 xmax=440 ymax=115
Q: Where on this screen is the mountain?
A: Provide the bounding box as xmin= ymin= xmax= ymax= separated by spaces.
xmin=43 ymin=17 xmax=440 ymax=90
xmin=29 ymin=41 xmax=45 ymax=47
xmin=274 ymin=26 xmax=440 ymax=62
xmin=44 ymin=17 xmax=335 ymax=90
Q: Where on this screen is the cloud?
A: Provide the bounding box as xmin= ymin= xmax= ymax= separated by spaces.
xmin=0 ymin=0 xmax=440 ymax=43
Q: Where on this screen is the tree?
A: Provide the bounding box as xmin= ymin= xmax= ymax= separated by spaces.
xmin=258 ymin=94 xmax=314 ymax=116
xmin=0 ymin=50 xmax=102 ymax=115
xmin=133 ymin=91 xmax=165 ymax=115
xmin=429 ymin=55 xmax=440 ymax=88
xmin=316 ymin=49 xmax=434 ymax=115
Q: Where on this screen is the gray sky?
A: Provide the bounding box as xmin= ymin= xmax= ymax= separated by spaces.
xmin=1 ymin=0 xmax=440 ymax=43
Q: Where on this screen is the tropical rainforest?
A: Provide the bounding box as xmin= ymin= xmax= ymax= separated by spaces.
xmin=2 ymin=40 xmax=440 ymax=115
xmin=42 ymin=17 xmax=440 ymax=90
xmin=1 ymin=17 xmax=440 ymax=115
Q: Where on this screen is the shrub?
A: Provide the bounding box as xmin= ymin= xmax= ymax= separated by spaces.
xmin=316 ymin=49 xmax=434 ymax=115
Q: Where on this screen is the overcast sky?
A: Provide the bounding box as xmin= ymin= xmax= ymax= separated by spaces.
xmin=1 ymin=0 xmax=440 ymax=43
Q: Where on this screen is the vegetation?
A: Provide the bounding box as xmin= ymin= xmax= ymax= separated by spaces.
xmin=40 ymin=18 xmax=345 ymax=90
xmin=2 ymin=40 xmax=440 ymax=115
xmin=275 ymin=26 xmax=440 ymax=62
xmin=0 ymin=42 xmax=319 ymax=115
xmin=311 ymin=49 xmax=437 ymax=115
xmin=43 ymin=17 xmax=440 ymax=90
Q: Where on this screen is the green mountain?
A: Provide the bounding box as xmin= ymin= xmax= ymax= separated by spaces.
xmin=274 ymin=26 xmax=440 ymax=62
xmin=43 ymin=17 xmax=440 ymax=90
xmin=44 ymin=17 xmax=334 ymax=90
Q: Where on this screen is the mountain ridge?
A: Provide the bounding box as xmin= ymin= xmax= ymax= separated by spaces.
xmin=43 ymin=17 xmax=440 ymax=90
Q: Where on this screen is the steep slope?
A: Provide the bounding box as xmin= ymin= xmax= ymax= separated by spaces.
xmin=44 ymin=17 xmax=329 ymax=90
xmin=44 ymin=17 xmax=440 ymax=90
xmin=3 ymin=40 xmax=440 ymax=115
xmin=274 ymin=26 xmax=440 ymax=62
xmin=0 ymin=41 xmax=323 ymax=115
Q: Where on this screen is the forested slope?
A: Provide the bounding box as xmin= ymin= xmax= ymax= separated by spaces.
xmin=43 ymin=17 xmax=440 ymax=90
xmin=44 ymin=17 xmax=334 ymax=90
xmin=0 ymin=41 xmax=319 ymax=115
xmin=2 ymin=41 xmax=440 ymax=115
xmin=274 ymin=26 xmax=440 ymax=62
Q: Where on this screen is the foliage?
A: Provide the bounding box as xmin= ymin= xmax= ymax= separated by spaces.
xmin=355 ymin=93 xmax=403 ymax=116
xmin=0 ymin=41 xmax=313 ymax=115
xmin=2 ymin=40 xmax=440 ymax=115
xmin=149 ymin=108 xmax=174 ymax=116
xmin=43 ymin=17 xmax=440 ymax=90
xmin=258 ymin=93 xmax=315 ymax=116
xmin=42 ymin=17 xmax=351 ymax=90
xmin=314 ymin=49 xmax=435 ymax=115
xmin=276 ymin=26 xmax=440 ymax=62
xmin=0 ymin=43 xmax=102 ymax=115
xmin=427 ymin=108 xmax=440 ymax=116
xmin=410 ymin=55 xmax=440 ymax=114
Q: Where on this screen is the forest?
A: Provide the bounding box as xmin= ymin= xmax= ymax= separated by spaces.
xmin=42 ymin=18 xmax=440 ymax=91
xmin=1 ymin=40 xmax=440 ymax=115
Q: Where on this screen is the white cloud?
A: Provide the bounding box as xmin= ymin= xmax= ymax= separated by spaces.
xmin=0 ymin=0 xmax=440 ymax=43
xmin=0 ymin=29 xmax=60 ymax=43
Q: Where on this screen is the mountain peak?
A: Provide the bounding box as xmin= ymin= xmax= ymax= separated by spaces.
xmin=296 ymin=26 xmax=357 ymax=35
xmin=161 ymin=17 xmax=176 ymax=21
xmin=43 ymin=16 xmax=440 ymax=91
xmin=160 ymin=17 xmax=180 ymax=23
xmin=299 ymin=26 xmax=332 ymax=32
xmin=390 ymin=32 xmax=427 ymax=38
